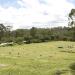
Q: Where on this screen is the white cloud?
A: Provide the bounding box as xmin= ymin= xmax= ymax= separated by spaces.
xmin=0 ymin=0 xmax=75 ymax=29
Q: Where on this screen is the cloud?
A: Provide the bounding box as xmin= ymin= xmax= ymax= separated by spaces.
xmin=0 ymin=0 xmax=74 ymax=29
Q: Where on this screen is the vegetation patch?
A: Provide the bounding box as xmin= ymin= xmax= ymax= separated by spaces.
xmin=0 ymin=41 xmax=74 ymax=75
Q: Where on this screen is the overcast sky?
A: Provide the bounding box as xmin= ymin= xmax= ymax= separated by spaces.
xmin=0 ymin=0 xmax=75 ymax=29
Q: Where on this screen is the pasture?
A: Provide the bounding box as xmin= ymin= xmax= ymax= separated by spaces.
xmin=0 ymin=41 xmax=75 ymax=75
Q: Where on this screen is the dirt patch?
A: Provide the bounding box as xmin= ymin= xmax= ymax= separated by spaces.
xmin=0 ymin=64 xmax=7 ymax=67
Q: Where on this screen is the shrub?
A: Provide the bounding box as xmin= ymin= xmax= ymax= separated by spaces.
xmin=25 ymin=40 xmax=31 ymax=44
xmin=1 ymin=37 xmax=14 ymax=43
xmin=15 ymin=37 xmax=24 ymax=45
xmin=69 ymin=63 xmax=75 ymax=70
xmin=69 ymin=62 xmax=75 ymax=75
xmin=31 ymin=39 xmax=42 ymax=43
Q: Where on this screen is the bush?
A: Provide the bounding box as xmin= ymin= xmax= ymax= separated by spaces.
xmin=1 ymin=37 xmax=14 ymax=43
xmin=31 ymin=39 xmax=42 ymax=43
xmin=69 ymin=63 xmax=75 ymax=70
xmin=24 ymin=35 xmax=32 ymax=44
xmin=25 ymin=40 xmax=31 ymax=44
xmin=69 ymin=62 xmax=75 ymax=75
xmin=15 ymin=37 xmax=24 ymax=45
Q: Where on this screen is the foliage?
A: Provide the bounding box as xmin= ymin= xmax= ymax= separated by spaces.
xmin=69 ymin=63 xmax=75 ymax=70
xmin=0 ymin=24 xmax=6 ymax=41
xmin=15 ymin=37 xmax=24 ymax=44
xmin=69 ymin=62 xmax=75 ymax=75
xmin=0 ymin=26 xmax=75 ymax=44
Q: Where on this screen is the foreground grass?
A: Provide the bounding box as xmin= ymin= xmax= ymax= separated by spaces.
xmin=0 ymin=41 xmax=75 ymax=75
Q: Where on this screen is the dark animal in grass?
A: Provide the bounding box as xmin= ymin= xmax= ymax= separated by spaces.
xmin=58 ymin=46 xmax=63 ymax=48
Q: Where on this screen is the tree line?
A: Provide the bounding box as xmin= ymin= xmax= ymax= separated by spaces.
xmin=0 ymin=24 xmax=75 ymax=44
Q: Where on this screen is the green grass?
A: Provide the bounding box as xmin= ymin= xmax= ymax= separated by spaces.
xmin=0 ymin=41 xmax=75 ymax=75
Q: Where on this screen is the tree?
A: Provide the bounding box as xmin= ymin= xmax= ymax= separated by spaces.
xmin=68 ymin=9 xmax=75 ymax=27
xmin=15 ymin=37 xmax=24 ymax=44
xmin=68 ymin=9 xmax=75 ymax=41
xmin=24 ymin=34 xmax=32 ymax=44
xmin=30 ymin=27 xmax=37 ymax=38
xmin=0 ymin=24 xmax=6 ymax=42
xmin=5 ymin=25 xmax=13 ymax=38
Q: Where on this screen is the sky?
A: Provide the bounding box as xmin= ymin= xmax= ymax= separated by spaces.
xmin=0 ymin=0 xmax=75 ymax=29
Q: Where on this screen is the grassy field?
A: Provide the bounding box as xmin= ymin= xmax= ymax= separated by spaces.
xmin=0 ymin=41 xmax=75 ymax=75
